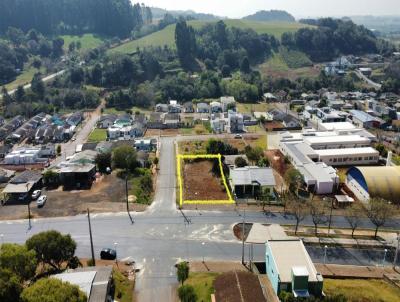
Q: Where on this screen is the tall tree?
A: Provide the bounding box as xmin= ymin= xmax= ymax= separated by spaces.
xmin=176 ymin=262 xmax=189 ymax=285
xmin=175 ymin=19 xmax=196 ymax=69
xmin=26 ymin=230 xmax=77 ymax=271
xmin=0 ymin=269 xmax=22 ymax=302
xmin=367 ymin=198 xmax=395 ymax=239
xmin=287 ymin=198 xmax=307 ymax=235
xmin=30 ymin=73 xmax=45 ymax=99
xmin=308 ymin=199 xmax=327 ymax=236
xmin=0 ymin=243 xmax=37 ymax=281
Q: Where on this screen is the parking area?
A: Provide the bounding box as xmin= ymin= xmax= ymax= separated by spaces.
xmin=0 ymin=173 xmax=147 ymax=220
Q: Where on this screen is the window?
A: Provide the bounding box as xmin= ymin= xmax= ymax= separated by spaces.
xmin=338 ymin=158 xmax=343 ymax=162
xmin=333 ymin=158 xmax=337 ymax=162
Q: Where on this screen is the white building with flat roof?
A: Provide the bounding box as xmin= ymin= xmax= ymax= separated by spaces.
xmin=279 ymin=130 xmax=379 ymax=194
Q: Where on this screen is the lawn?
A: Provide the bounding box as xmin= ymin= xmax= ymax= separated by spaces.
xmin=110 ymin=20 xmax=311 ymax=53
xmin=103 ymin=106 xmax=152 ymax=115
xmin=236 ymin=102 xmax=271 ymax=114
xmin=245 ymin=134 xmax=268 ymax=150
xmin=178 ymin=141 xmax=207 ymax=155
xmin=4 ymin=65 xmax=45 ymax=91
xmin=61 ymin=34 xmax=105 ymax=51
xmin=113 ymin=269 xmax=134 ymax=302
xmin=185 ymin=272 xmax=219 ymax=302
xmin=87 ymin=129 xmax=107 ymax=142
xmin=324 ymin=278 xmax=400 ymax=302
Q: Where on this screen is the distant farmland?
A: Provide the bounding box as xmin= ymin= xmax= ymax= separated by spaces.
xmin=110 ymin=20 xmax=312 ymax=54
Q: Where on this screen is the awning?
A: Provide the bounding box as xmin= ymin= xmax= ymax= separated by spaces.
xmin=3 ymin=182 xmax=34 ymax=194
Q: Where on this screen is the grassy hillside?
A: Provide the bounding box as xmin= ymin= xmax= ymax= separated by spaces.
xmin=61 ymin=34 xmax=105 ymax=51
xmin=258 ymin=50 xmax=320 ymax=80
xmin=110 ymin=20 xmax=311 ymax=54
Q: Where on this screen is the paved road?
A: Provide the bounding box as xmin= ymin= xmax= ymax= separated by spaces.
xmin=1 ymin=70 xmax=66 ymax=99
xmin=0 ymin=136 xmax=399 ymax=301
xmin=355 ymin=70 xmax=382 ymax=90
xmin=53 ymin=100 xmax=104 ymax=165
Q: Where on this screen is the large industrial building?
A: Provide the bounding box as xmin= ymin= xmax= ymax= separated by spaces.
xmin=279 ymin=129 xmax=379 ymax=194
xmin=346 ymin=166 xmax=400 ymax=203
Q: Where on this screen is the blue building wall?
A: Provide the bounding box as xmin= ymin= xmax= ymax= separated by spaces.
xmin=265 ymin=242 xmax=280 ymax=293
xmin=347 ymin=167 xmax=368 ymax=192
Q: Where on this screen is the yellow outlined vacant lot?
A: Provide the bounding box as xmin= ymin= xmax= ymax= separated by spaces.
xmin=177 ymin=154 xmax=234 ymax=207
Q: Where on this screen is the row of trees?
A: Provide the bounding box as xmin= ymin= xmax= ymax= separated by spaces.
xmin=285 ymin=196 xmax=396 ymax=239
xmin=0 ymin=230 xmax=86 ymax=301
xmin=0 ymin=0 xmax=151 ymax=37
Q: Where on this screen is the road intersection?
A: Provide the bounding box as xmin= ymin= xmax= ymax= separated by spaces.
xmin=0 ymin=136 xmax=398 ymax=301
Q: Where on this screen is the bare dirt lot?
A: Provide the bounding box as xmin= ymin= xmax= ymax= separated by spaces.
xmin=214 ymin=271 xmax=265 ymax=302
xmin=183 ymin=160 xmax=228 ymax=201
xmin=0 ymin=173 xmax=147 ymax=220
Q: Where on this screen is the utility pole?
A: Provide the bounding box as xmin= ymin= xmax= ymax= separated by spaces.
xmin=87 ymin=208 xmax=96 ymax=266
xmin=125 ymin=176 xmax=134 ymax=224
xmin=241 ymin=209 xmax=246 ymax=265
xmin=27 ymin=183 xmax=31 ymax=230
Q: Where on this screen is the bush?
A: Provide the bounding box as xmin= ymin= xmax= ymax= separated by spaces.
xmin=234 ymin=156 xmax=248 ymax=167
xmin=178 ymin=285 xmax=197 ymax=302
xmin=21 ymin=278 xmax=86 ymax=302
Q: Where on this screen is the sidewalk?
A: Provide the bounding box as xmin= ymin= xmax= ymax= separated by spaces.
xmin=190 ymin=261 xmax=247 ymax=273
xmin=302 ymin=236 xmax=392 ymax=248
xmin=315 ymin=263 xmax=399 ymax=279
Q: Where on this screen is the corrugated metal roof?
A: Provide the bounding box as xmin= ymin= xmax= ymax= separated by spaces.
xmin=230 ymin=167 xmax=276 ymax=186
xmin=347 ymin=166 xmax=400 ymax=202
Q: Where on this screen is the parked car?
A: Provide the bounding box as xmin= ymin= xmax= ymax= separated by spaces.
xmin=100 ymin=248 xmax=117 ymax=260
xmin=234 ymin=134 xmax=243 ymax=139
xmin=36 ymin=195 xmax=47 ymax=208
xmin=31 ymin=190 xmax=41 ymax=200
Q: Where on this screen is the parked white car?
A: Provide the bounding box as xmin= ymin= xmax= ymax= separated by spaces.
xmin=36 ymin=195 xmax=47 ymax=208
xmin=31 ymin=190 xmax=41 ymax=200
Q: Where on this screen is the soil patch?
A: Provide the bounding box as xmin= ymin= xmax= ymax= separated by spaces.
xmin=214 ymin=271 xmax=265 ymax=302
xmin=183 ymin=160 xmax=228 ymax=201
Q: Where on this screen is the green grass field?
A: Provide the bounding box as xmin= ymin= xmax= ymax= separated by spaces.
xmin=61 ymin=34 xmax=104 ymax=51
xmin=324 ymin=279 xmax=400 ymax=302
xmin=110 ymin=20 xmax=311 ymax=53
xmin=258 ymin=50 xmax=320 ymax=80
xmin=185 ymin=273 xmax=219 ymax=302
xmin=4 ymin=65 xmax=45 ymax=91
xmin=88 ymin=129 xmax=107 ymax=142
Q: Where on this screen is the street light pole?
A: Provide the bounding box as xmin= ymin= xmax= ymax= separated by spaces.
xmin=323 ymin=245 xmax=328 ymax=264
xmin=114 ymin=242 xmax=118 ymax=263
xmin=327 ymin=198 xmax=334 ymax=235
xmin=382 ymin=249 xmax=388 ymax=267
xmin=393 ymin=232 xmax=400 ymax=271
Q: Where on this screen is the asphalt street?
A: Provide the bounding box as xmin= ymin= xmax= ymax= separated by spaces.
xmin=0 ymin=136 xmax=399 ymax=302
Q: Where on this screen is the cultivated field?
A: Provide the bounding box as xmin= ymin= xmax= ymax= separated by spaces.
xmin=182 ymin=160 xmax=228 ymax=201
xmin=110 ymin=20 xmax=311 ymax=53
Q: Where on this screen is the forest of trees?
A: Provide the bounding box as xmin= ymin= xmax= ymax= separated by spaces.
xmin=0 ymin=28 xmax=65 ymax=85
xmin=243 ymin=10 xmax=295 ymax=22
xmin=288 ymin=18 xmax=390 ymax=61
xmin=0 ymin=0 xmax=152 ymax=37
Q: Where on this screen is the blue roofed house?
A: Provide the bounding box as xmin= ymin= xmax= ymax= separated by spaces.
xmin=265 ymin=239 xmax=323 ymax=298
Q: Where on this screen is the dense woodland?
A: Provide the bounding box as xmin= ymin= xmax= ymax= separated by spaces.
xmin=0 ymin=0 xmax=151 ymax=37
xmin=0 ymin=0 xmax=398 ymax=118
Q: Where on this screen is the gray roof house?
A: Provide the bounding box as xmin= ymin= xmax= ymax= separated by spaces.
xmin=196 ymin=103 xmax=210 ymax=113
xmin=97 ymin=115 xmax=117 ymax=129
xmin=282 ymin=115 xmax=301 ymax=129
xmin=53 ymin=266 xmax=113 ymax=302
xmin=221 ymin=96 xmax=236 ymax=112
xmin=183 ymin=102 xmax=194 ymax=113
xmin=230 ymin=166 xmax=276 ymax=199
xmin=155 ymin=104 xmax=169 ymax=113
